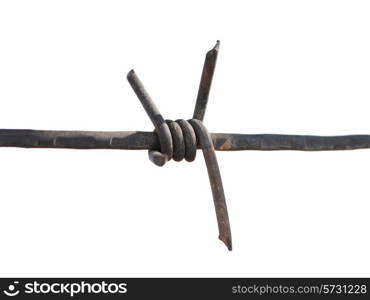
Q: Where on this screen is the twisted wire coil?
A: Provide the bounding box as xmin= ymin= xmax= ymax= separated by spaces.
xmin=149 ymin=119 xmax=201 ymax=166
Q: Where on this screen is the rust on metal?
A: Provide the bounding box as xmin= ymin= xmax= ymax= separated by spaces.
xmin=1 ymin=41 xmax=370 ymax=250
xmin=127 ymin=42 xmax=231 ymax=249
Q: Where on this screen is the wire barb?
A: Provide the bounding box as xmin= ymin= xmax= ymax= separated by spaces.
xmin=127 ymin=41 xmax=232 ymax=250
xmin=193 ymin=40 xmax=220 ymax=121
xmin=127 ymin=69 xmax=172 ymax=166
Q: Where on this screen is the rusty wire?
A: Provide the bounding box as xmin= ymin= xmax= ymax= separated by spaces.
xmin=2 ymin=41 xmax=370 ymax=250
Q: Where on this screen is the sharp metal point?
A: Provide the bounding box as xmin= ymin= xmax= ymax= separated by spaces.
xmin=193 ymin=41 xmax=220 ymax=121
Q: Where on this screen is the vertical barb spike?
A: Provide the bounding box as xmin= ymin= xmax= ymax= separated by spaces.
xmin=189 ymin=119 xmax=232 ymax=251
xmin=191 ymin=41 xmax=232 ymax=250
xmin=193 ymin=40 xmax=220 ymax=121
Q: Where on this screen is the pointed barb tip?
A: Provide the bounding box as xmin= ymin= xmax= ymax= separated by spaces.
xmin=214 ymin=40 xmax=220 ymax=51
xmin=127 ymin=69 xmax=135 ymax=80
xmin=208 ymin=40 xmax=220 ymax=55
xmin=219 ymin=235 xmax=232 ymax=251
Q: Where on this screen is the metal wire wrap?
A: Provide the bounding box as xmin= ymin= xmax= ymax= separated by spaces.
xmin=149 ymin=119 xmax=199 ymax=166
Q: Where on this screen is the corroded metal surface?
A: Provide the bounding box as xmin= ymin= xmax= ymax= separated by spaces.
xmin=189 ymin=119 xmax=232 ymax=250
xmin=193 ymin=40 xmax=219 ymax=121
xmin=2 ymin=130 xmax=370 ymax=151
xmin=1 ymin=41 xmax=370 ymax=250
xmin=126 ymin=44 xmax=232 ymax=250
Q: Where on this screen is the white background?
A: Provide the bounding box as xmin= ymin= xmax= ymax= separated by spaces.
xmin=0 ymin=0 xmax=370 ymax=277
